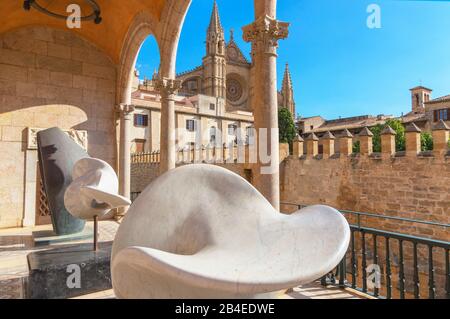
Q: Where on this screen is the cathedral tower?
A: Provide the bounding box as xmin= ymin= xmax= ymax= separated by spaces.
xmin=202 ymin=0 xmax=226 ymax=98
xmin=281 ymin=63 xmax=295 ymax=118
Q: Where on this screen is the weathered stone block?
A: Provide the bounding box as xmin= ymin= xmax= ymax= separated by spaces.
xmin=49 ymin=71 xmax=73 ymax=87
xmin=47 ymin=42 xmax=72 ymax=59
xmin=0 ymin=63 xmax=28 ymax=81
xmin=16 ymin=82 xmax=37 ymax=98
xmin=36 ymin=55 xmax=82 ymax=75
xmin=73 ymin=75 xmax=97 ymax=90
xmin=28 ymin=68 xmax=50 ymax=84
xmin=1 ymin=126 xmax=23 ymax=142
xmin=0 ymin=48 xmax=36 ymax=68
xmin=0 ymin=80 xmax=16 ymax=95
xmin=82 ymin=62 xmax=115 ymax=79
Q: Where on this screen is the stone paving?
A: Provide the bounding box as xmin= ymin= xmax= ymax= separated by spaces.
xmin=0 ymin=221 xmax=366 ymax=300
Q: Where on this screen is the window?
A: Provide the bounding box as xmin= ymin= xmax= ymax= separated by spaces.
xmin=134 ymin=114 xmax=148 ymax=127
xmin=209 ymin=103 xmax=215 ymax=111
xmin=228 ymin=124 xmax=237 ymax=135
xmin=133 ymin=139 xmax=146 ymax=153
xmin=186 ymin=119 xmax=197 ymax=132
xmin=434 ymin=109 xmax=449 ymax=122
xmin=210 ymin=126 xmax=216 ymax=144
xmin=310 ymin=125 xmax=314 ymax=130
xmin=245 ymin=126 xmax=255 ymax=145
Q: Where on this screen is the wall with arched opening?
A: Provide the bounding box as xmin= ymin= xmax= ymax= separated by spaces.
xmin=129 ymin=35 xmax=162 ymax=153
xmin=0 ymin=25 xmax=117 ymax=228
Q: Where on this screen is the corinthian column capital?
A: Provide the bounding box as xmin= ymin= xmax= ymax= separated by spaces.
xmin=116 ymin=104 xmax=135 ymax=116
xmin=242 ymin=15 xmax=289 ymax=56
xmin=154 ymin=77 xmax=182 ymax=100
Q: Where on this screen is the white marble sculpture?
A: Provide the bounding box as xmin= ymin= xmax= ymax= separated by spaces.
xmin=111 ymin=164 xmax=350 ymax=299
xmin=65 ymin=158 xmax=131 ymax=220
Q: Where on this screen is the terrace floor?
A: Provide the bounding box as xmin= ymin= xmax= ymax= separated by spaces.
xmin=0 ymin=222 xmax=369 ymax=300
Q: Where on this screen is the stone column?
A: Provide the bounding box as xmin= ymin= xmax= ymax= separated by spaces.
xmin=155 ymin=78 xmax=182 ymax=174
xmin=358 ymin=127 xmax=374 ymax=156
xmin=117 ymin=104 xmax=135 ymax=201
xmin=243 ymin=1 xmax=289 ymax=210
xmin=306 ymin=133 xmax=319 ymax=158
xmin=432 ymin=120 xmax=450 ymax=156
xmin=292 ymin=135 xmax=304 ymax=158
xmin=381 ymin=125 xmax=396 ymax=157
xmin=322 ymin=131 xmax=335 ymax=158
xmin=405 ymin=123 xmax=422 ymax=156
xmin=339 ymin=129 xmax=354 ymax=156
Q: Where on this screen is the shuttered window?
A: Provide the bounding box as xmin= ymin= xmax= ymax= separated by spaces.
xmin=434 ymin=109 xmax=449 ymax=122
xmin=134 ymin=114 xmax=149 ymax=127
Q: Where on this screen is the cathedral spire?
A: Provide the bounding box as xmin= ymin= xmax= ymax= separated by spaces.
xmin=281 ymin=63 xmax=293 ymax=93
xmin=203 ymin=0 xmax=226 ymax=98
xmin=208 ymin=0 xmax=223 ymax=33
xmin=281 ymin=63 xmax=296 ymax=118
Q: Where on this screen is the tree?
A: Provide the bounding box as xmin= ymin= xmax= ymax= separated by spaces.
xmin=371 ymin=119 xmax=406 ymax=152
xmin=420 ymin=132 xmax=433 ymax=151
xmin=278 ymin=108 xmax=296 ymax=144
xmin=353 ymin=141 xmax=361 ymax=153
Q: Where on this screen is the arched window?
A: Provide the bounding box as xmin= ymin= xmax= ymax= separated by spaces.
xmin=210 ymin=126 xmax=217 ymax=144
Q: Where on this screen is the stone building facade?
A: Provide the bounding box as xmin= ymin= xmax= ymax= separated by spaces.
xmin=129 ymin=1 xmax=296 ymax=153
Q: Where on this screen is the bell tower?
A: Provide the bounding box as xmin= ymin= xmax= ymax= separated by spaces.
xmin=203 ymin=0 xmax=226 ymax=98
xmin=410 ymin=86 xmax=432 ymax=114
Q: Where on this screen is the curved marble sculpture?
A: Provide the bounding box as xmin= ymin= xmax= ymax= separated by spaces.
xmin=37 ymin=127 xmax=89 ymax=235
xmin=65 ymin=158 xmax=131 ymax=220
xmin=111 ymin=164 xmax=350 ymax=299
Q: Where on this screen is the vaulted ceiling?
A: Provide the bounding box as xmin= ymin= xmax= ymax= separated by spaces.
xmin=1 ymin=0 xmax=165 ymax=63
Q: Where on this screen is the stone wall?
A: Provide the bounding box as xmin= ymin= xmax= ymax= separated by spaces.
xmin=131 ymin=162 xmax=247 ymax=194
xmin=131 ymin=163 xmax=160 ymax=194
xmin=0 ymin=26 xmax=117 ymax=228
xmin=280 ymin=154 xmax=449 ymax=240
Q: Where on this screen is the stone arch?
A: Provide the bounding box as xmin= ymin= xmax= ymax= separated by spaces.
xmin=117 ymin=11 xmax=159 ymax=106
xmin=157 ymin=0 xmax=192 ymax=78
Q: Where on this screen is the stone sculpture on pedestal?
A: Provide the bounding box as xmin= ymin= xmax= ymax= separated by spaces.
xmin=111 ymin=164 xmax=350 ymax=299
xmin=65 ymin=157 xmax=131 ymax=250
xmin=37 ymin=127 xmax=89 ymax=235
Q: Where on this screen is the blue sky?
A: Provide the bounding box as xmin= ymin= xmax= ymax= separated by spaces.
xmin=136 ymin=0 xmax=450 ymax=119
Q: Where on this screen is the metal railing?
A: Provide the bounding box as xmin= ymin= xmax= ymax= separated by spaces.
xmin=281 ymin=203 xmax=450 ymax=299
xmin=127 ymin=195 xmax=449 ymax=299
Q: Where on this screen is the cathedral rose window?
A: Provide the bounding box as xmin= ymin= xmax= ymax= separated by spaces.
xmin=227 ymin=79 xmax=243 ymax=102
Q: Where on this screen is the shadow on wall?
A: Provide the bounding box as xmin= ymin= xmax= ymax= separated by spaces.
xmin=0 ymin=25 xmax=118 ymax=159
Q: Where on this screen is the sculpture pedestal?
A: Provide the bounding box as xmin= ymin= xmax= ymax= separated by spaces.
xmin=26 ymin=242 xmax=112 ymax=299
xmin=32 ymin=227 xmax=93 ymax=247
